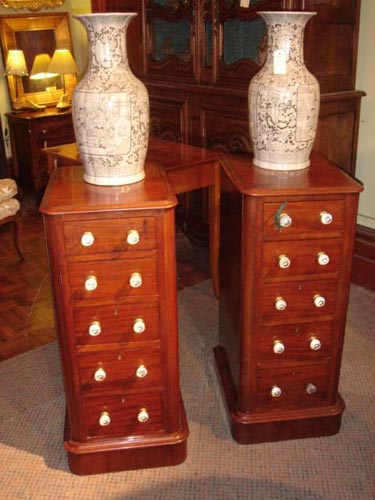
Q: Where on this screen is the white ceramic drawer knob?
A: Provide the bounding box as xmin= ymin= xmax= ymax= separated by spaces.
xmin=99 ymin=411 xmax=111 ymax=426
xmin=320 ymin=211 xmax=333 ymax=225
xmin=313 ymin=294 xmax=326 ymax=308
xmin=317 ymin=252 xmax=330 ymax=266
xmin=127 ymin=229 xmax=140 ymax=245
xmin=279 ymin=213 xmax=292 ymax=228
xmin=137 ymin=408 xmax=149 ymax=423
xmin=136 ymin=364 xmax=148 ymax=378
xmin=271 ymin=385 xmax=282 ymax=398
xmin=81 ymin=231 xmax=95 ymax=247
xmin=275 ymin=296 xmax=287 ymax=311
xmin=94 ymin=367 xmax=106 ymax=382
xmin=85 ymin=275 xmax=98 ymax=291
xmin=309 ymin=337 xmax=322 ymax=350
xmin=88 ymin=321 xmax=101 ymax=337
xmin=133 ymin=318 xmax=146 ymax=334
xmin=273 ymin=340 xmax=285 ymax=354
xmin=278 ymin=255 xmax=291 ymax=269
xmin=129 ymin=272 xmax=142 ymax=288
xmin=306 ymin=383 xmax=317 ymax=395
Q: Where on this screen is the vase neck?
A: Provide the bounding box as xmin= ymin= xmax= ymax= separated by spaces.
xmin=76 ymin=14 xmax=136 ymax=73
xmin=260 ymin=11 xmax=315 ymax=69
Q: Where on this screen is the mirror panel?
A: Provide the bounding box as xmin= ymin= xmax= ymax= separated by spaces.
xmin=0 ymin=12 xmax=76 ymax=108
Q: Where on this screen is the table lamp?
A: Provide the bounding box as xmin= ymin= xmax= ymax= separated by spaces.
xmin=48 ymin=49 xmax=78 ymax=109
xmin=5 ymin=49 xmax=28 ymax=101
xmin=30 ymin=53 xmax=59 ymax=81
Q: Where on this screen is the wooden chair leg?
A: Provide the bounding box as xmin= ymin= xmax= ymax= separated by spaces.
xmin=13 ymin=215 xmax=25 ymax=260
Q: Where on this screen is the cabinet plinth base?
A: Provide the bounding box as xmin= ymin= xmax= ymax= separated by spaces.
xmin=64 ymin=398 xmax=189 ymax=475
xmin=214 ymin=346 xmax=345 ymax=445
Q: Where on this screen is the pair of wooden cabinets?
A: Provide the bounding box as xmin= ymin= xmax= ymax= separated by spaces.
xmin=41 ymin=147 xmax=362 ymax=474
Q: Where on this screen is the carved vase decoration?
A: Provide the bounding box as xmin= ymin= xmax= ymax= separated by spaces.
xmin=72 ymin=13 xmax=149 ymax=186
xmin=248 ymin=11 xmax=319 ymax=171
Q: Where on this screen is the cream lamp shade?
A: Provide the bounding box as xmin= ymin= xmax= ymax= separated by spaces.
xmin=48 ymin=49 xmax=78 ymax=75
xmin=30 ymin=54 xmax=59 ymax=80
xmin=5 ymin=50 xmax=28 ymax=76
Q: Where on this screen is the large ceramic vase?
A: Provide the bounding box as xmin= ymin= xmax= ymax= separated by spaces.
xmin=72 ymin=13 xmax=149 ymax=186
xmin=248 ymin=11 xmax=320 ymax=171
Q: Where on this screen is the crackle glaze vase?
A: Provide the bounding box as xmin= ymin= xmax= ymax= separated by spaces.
xmin=72 ymin=13 xmax=149 ymax=186
xmin=248 ymin=11 xmax=320 ymax=171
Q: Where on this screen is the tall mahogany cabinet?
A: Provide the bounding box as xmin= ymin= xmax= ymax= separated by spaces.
xmin=91 ymin=0 xmax=363 ymax=177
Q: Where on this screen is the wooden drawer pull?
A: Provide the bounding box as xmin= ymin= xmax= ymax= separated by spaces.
xmin=81 ymin=231 xmax=95 ymax=247
xmin=319 ymin=211 xmax=333 ymax=225
xmin=129 ymin=272 xmax=142 ymax=288
xmin=94 ymin=367 xmax=106 ymax=382
xmin=99 ymin=411 xmax=111 ymax=426
xmin=137 ymin=408 xmax=149 ymax=423
xmin=127 ymin=229 xmax=140 ymax=245
xmin=271 ymin=386 xmax=282 ymax=398
xmin=85 ymin=275 xmax=98 ymax=291
xmin=313 ymin=294 xmax=326 ymax=308
xmin=133 ymin=318 xmax=145 ymax=334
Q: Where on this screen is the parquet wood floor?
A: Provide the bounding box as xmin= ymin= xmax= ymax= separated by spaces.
xmin=0 ymin=195 xmax=209 ymax=361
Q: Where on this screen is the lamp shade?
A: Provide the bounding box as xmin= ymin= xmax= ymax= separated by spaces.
xmin=48 ymin=49 xmax=78 ymax=75
xmin=30 ymin=53 xmax=59 ymax=80
xmin=5 ymin=50 xmax=28 ymax=76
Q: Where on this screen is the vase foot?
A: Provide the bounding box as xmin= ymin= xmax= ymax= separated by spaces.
xmin=83 ymin=170 xmax=145 ymax=186
xmin=253 ymin=157 xmax=310 ymax=171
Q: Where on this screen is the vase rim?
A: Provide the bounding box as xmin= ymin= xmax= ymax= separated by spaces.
xmin=258 ymin=11 xmax=316 ymax=16
xmin=74 ymin=12 xmax=137 ymax=18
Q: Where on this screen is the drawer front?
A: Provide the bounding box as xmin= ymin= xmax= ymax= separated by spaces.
xmin=255 ymin=363 xmax=330 ymax=410
xmin=259 ymin=280 xmax=338 ymax=323
xmin=263 ymin=200 xmax=345 ymax=240
xmin=34 ymin=118 xmax=75 ymax=147
xmin=256 ymin=322 xmax=333 ymax=366
xmin=67 ymin=258 xmax=158 ymax=301
xmin=261 ymin=239 xmax=342 ymax=279
xmin=73 ymin=301 xmax=160 ymax=346
xmin=78 ymin=347 xmax=162 ymax=395
xmin=64 ymin=218 xmax=156 ymax=257
xmin=83 ymin=392 xmax=164 ymax=438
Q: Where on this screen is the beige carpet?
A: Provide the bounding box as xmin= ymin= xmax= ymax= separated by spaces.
xmin=0 ymin=281 xmax=374 ymax=500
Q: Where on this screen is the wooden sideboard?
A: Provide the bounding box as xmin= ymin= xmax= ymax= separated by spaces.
xmin=216 ymin=152 xmax=363 ymax=443
xmin=6 ymin=109 xmax=75 ymax=195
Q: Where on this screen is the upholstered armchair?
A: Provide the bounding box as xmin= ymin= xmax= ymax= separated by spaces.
xmin=0 ymin=178 xmax=24 ymax=259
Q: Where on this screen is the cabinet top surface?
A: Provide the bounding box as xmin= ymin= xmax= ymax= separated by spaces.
xmin=39 ymin=161 xmax=177 ymax=216
xmin=222 ymin=152 xmax=363 ymax=197
xmin=6 ymin=109 xmax=72 ymax=122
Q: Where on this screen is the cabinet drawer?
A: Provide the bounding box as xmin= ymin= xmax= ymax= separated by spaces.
xmin=255 ymin=363 xmax=330 ymax=410
xmin=256 ymin=322 xmax=333 ymax=366
xmin=259 ymin=280 xmax=338 ymax=323
xmin=73 ymin=301 xmax=160 ymax=346
xmin=261 ymin=239 xmax=342 ymax=279
xmin=263 ymin=200 xmax=345 ymax=240
xmin=64 ymin=217 xmax=156 ymax=258
xmin=83 ymin=392 xmax=164 ymax=438
xmin=67 ymin=258 xmax=158 ymax=302
xmin=34 ymin=119 xmax=74 ymax=146
xmin=78 ymin=347 xmax=162 ymax=395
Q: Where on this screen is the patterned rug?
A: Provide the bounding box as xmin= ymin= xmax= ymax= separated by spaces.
xmin=0 ymin=281 xmax=374 ymax=500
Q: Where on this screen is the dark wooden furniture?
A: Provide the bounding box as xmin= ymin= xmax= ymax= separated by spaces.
xmin=92 ymin=0 xmax=364 ymax=176
xmin=40 ymin=161 xmax=189 ymax=475
xmin=215 ymin=152 xmax=363 ymax=444
xmin=43 ymin=138 xmax=222 ymax=296
xmin=6 ymin=109 xmax=75 ymax=194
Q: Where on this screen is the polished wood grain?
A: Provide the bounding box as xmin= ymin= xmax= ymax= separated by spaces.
xmin=216 ymin=154 xmax=362 ymax=444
